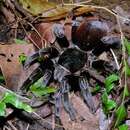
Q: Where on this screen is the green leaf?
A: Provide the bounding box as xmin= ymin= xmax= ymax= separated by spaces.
xmin=3 ymin=92 xmax=17 ymax=104
xmin=106 ymin=83 xmax=114 ymax=93
xmin=19 ymin=53 xmax=27 ymax=65
xmin=30 ymin=78 xmax=56 ymax=97
xmin=31 ymin=86 xmax=56 ymax=97
xmin=118 ymin=124 xmax=128 ymax=130
xmin=3 ymin=92 xmax=33 ymax=113
xmin=105 ymin=99 xmax=117 ymax=111
xmin=16 ymin=102 xmax=33 ymax=113
xmin=124 ymin=61 xmax=130 ymax=76
xmin=0 ymin=102 xmax=6 ymax=116
xmin=115 ymin=105 xmax=127 ymax=127
xmin=105 ymin=74 xmax=119 ymax=93
xmin=124 ymin=86 xmax=130 ymax=97
xmin=124 ymin=38 xmax=130 ymax=56
xmin=15 ymin=39 xmax=27 ymax=44
xmin=101 ymin=91 xmax=108 ymax=104
xmin=101 ymin=91 xmax=116 ymax=113
xmin=91 ymin=84 xmax=101 ymax=94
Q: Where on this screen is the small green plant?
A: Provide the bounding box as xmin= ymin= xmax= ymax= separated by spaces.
xmin=0 ymin=92 xmax=33 ymax=117
xmin=99 ymin=38 xmax=130 ymax=130
xmin=30 ymin=78 xmax=56 ymax=97
xmin=118 ymin=124 xmax=128 ymax=130
xmin=0 ymin=74 xmax=5 ymax=84
xmin=91 ymin=84 xmax=101 ymax=94
xmin=99 ymin=73 xmax=129 ymax=129
xmin=112 ymin=38 xmax=130 ymax=130
xmin=101 ymin=74 xmax=119 ymax=114
xmin=19 ymin=53 xmax=27 ymax=65
xmin=105 ymin=74 xmax=119 ymax=93
xmin=15 ymin=38 xmax=27 ymax=44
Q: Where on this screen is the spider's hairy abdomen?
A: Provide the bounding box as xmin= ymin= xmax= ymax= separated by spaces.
xmin=58 ymin=48 xmax=87 ymax=73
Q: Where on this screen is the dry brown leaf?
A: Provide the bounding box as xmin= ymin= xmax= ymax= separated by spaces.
xmin=29 ymin=21 xmax=72 ymax=48
xmin=0 ymin=44 xmax=35 ymax=91
xmin=19 ymin=0 xmax=95 ymax=21
xmin=60 ymin=94 xmax=99 ymax=130
xmin=29 ymin=22 xmax=55 ymax=48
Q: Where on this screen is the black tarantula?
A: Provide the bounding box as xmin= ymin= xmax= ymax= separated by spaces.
xmin=21 ymin=16 xmax=121 ymax=121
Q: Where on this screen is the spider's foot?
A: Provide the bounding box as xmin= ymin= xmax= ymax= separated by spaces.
xmin=79 ymin=77 xmax=96 ymax=114
xmin=101 ymin=35 xmax=121 ymax=49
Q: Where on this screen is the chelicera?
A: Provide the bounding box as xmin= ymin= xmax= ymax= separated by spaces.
xmin=20 ymin=14 xmax=121 ymax=121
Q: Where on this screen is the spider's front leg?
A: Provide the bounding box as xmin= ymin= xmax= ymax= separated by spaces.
xmin=24 ymin=47 xmax=59 ymax=69
xmin=20 ymin=67 xmax=43 ymax=91
xmin=54 ymin=78 xmax=76 ymax=121
xmin=79 ymin=77 xmax=96 ymax=114
xmin=20 ymin=47 xmax=59 ymax=91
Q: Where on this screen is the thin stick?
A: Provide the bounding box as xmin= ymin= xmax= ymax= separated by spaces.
xmin=25 ymin=123 xmax=30 ymax=130
xmin=32 ymin=112 xmax=64 ymax=128
xmin=7 ymin=121 xmax=18 ymax=130
xmin=27 ymin=22 xmax=46 ymax=48
xmin=19 ymin=21 xmax=40 ymax=49
xmin=110 ymin=49 xmax=120 ymax=70
xmin=64 ymin=3 xmax=130 ymax=22
xmin=77 ymin=0 xmax=92 ymax=4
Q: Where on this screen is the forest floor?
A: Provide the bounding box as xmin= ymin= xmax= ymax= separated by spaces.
xmin=0 ymin=0 xmax=130 ymax=130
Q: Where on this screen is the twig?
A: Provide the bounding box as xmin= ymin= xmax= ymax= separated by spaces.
xmin=77 ymin=0 xmax=92 ymax=4
xmin=25 ymin=123 xmax=30 ymax=130
xmin=7 ymin=121 xmax=18 ymax=130
xmin=27 ymin=22 xmax=45 ymax=48
xmin=3 ymin=125 xmax=11 ymax=130
xmin=32 ymin=112 xmax=64 ymax=128
xmin=116 ymin=15 xmax=126 ymax=102
xmin=110 ymin=49 xmax=120 ymax=70
xmin=13 ymin=0 xmax=33 ymax=21
xmin=64 ymin=3 xmax=130 ymax=22
xmin=19 ymin=20 xmax=40 ymax=49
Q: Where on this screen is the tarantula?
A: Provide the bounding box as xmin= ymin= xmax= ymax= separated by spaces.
xmin=20 ymin=16 xmax=121 ymax=121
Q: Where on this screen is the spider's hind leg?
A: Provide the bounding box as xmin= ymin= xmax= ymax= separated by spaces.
xmin=61 ymin=78 xmax=77 ymax=121
xmin=54 ymin=78 xmax=77 ymax=121
xmin=79 ymin=77 xmax=96 ymax=114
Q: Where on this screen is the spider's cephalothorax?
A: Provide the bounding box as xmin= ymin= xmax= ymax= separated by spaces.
xmin=20 ymin=16 xmax=121 ymax=121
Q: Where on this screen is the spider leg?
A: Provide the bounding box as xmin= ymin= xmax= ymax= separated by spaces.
xmin=20 ymin=67 xmax=43 ymax=91
xmin=52 ymin=23 xmax=69 ymax=48
xmin=79 ymin=77 xmax=96 ymax=113
xmin=54 ymin=65 xmax=70 ymax=82
xmin=54 ymin=90 xmax=62 ymax=118
xmin=54 ymin=78 xmax=76 ymax=121
xmin=54 ymin=91 xmax=65 ymax=130
xmin=21 ymin=67 xmax=53 ymax=91
xmin=61 ymin=78 xmax=77 ymax=121
xmin=24 ymin=47 xmax=59 ymax=69
xmin=42 ymin=69 xmax=52 ymax=86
